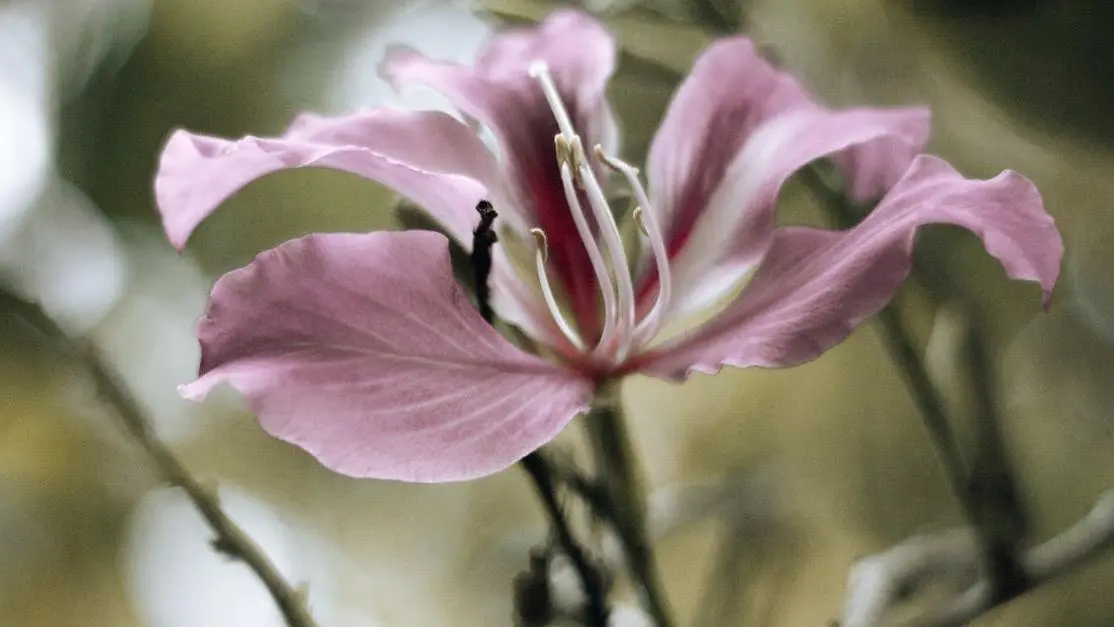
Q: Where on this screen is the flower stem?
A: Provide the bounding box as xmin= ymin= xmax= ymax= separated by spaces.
xmin=1 ymin=289 xmax=316 ymax=627
xmin=585 ymin=389 xmax=675 ymax=627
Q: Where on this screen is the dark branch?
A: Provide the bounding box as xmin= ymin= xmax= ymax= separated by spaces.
xmin=521 ymin=451 xmax=611 ymax=626
xmin=471 ymin=200 xmax=499 ymax=324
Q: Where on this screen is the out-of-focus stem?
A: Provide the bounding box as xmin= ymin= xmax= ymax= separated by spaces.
xmin=1 ymin=289 xmax=316 ymax=627
xmin=584 ymin=386 xmax=675 ymax=627
xmin=688 ymin=0 xmax=736 ymax=33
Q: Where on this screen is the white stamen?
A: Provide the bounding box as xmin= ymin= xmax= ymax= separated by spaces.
xmin=558 ymin=161 xmax=617 ymax=354
xmin=596 ymin=147 xmax=672 ymax=347
xmin=576 ymin=155 xmax=637 ymax=362
xmin=530 ymin=60 xmax=642 ymax=364
xmin=531 ymin=228 xmax=587 ymax=352
xmin=529 ymin=62 xmax=578 ymax=140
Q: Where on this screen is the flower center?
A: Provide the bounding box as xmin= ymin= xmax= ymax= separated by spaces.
xmin=528 ymin=62 xmax=673 ymax=366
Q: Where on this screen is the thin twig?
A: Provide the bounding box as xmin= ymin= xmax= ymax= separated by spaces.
xmin=842 ymin=488 xmax=1114 ymax=627
xmin=471 ymin=200 xmax=499 ymax=325
xmin=521 ymin=452 xmax=611 ymax=625
xmin=0 ymin=289 xmax=316 ymax=627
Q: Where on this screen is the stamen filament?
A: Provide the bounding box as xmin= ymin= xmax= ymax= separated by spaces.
xmin=531 ymin=228 xmax=587 ymax=352
xmin=576 ymin=156 xmax=637 ymax=362
xmin=595 ymin=147 xmax=673 ymax=347
xmin=529 ymin=62 xmax=578 ymax=140
xmin=531 ymin=60 xmax=640 ymax=363
xmin=558 ymin=162 xmax=617 ymax=354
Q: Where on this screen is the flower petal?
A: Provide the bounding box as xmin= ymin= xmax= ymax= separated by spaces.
xmin=284 ymin=108 xmax=500 ymax=188
xmin=383 ymin=10 xmax=616 ymax=178
xmin=384 ymin=10 xmax=617 ymax=328
xmin=154 ymin=109 xmax=496 ymax=249
xmin=182 ymin=230 xmax=593 ymax=482
xmin=640 ymin=37 xmax=930 ymax=318
xmin=637 ymin=155 xmax=1062 ymax=381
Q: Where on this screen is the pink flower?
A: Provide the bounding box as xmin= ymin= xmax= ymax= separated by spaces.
xmin=155 ymin=11 xmax=1062 ymax=482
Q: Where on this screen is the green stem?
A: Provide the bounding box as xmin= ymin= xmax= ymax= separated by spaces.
xmin=584 ymin=387 xmax=675 ymax=627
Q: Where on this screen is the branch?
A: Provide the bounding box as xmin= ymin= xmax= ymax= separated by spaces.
xmin=520 ymin=452 xmax=611 ymax=626
xmin=0 ymin=288 xmax=317 ymax=627
xmin=841 ymin=488 xmax=1114 ymax=627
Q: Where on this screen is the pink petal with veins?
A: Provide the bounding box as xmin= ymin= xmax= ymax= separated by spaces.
xmin=182 ymin=230 xmax=593 ymax=482
xmin=154 ymin=109 xmax=495 ymax=249
xmin=384 ymin=10 xmax=617 ymax=333
xmin=639 ymin=155 xmax=1062 ymax=381
xmin=642 ymin=37 xmax=930 ymax=319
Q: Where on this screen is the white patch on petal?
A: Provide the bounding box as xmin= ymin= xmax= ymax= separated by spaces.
xmin=665 ymin=113 xmax=810 ymax=321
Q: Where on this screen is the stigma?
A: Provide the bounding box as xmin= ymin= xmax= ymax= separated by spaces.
xmin=528 ymin=62 xmax=673 ymax=366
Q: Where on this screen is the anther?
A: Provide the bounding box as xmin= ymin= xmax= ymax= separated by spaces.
xmin=555 ymin=135 xmax=584 ymax=186
xmin=530 ymin=228 xmax=549 ymax=262
xmin=531 ymin=227 xmax=587 ymax=352
xmin=632 ymin=207 xmax=650 ymax=236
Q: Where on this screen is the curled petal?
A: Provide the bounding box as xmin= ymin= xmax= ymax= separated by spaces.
xmin=183 ymin=231 xmax=593 ymax=482
xmin=155 ymin=109 xmax=496 ymax=249
xmin=284 ymin=108 xmax=500 ymax=189
xmin=641 ymin=37 xmax=929 ymax=318
xmin=637 ymin=155 xmax=1062 ymax=381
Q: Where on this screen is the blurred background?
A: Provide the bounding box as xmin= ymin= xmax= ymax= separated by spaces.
xmin=3 ymin=0 xmax=1114 ymax=624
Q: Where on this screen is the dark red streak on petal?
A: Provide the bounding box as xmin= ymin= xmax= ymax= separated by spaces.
xmin=502 ymin=89 xmax=603 ymax=341
xmin=634 ymin=108 xmax=750 ymax=309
